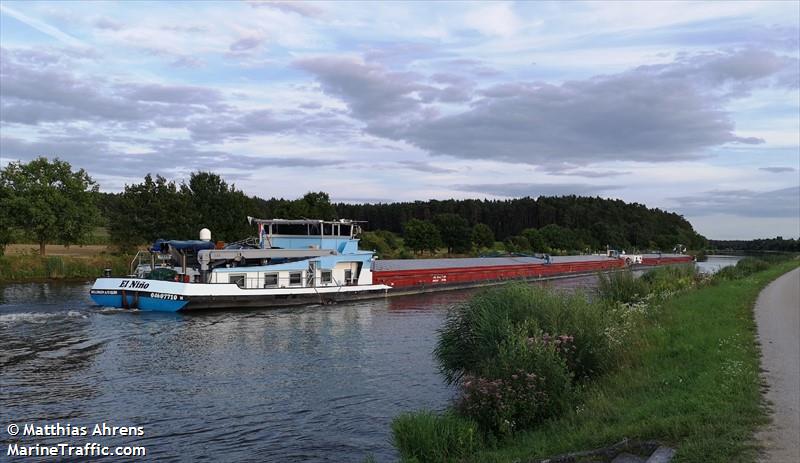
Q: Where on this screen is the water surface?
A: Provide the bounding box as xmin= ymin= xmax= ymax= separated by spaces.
xmin=0 ymin=265 xmax=733 ymax=462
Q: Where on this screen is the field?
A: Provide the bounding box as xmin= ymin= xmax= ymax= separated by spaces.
xmin=4 ymin=243 xmax=113 ymax=257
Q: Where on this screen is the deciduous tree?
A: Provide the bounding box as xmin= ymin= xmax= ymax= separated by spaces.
xmin=108 ymin=174 xmax=193 ymax=249
xmin=404 ymin=219 xmax=442 ymax=255
xmin=433 ymin=213 xmax=471 ymax=254
xmin=1 ymin=157 xmax=99 ymax=255
xmin=471 ymin=223 xmax=494 ymax=249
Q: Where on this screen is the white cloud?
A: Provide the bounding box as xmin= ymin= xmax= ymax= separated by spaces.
xmin=463 ymin=2 xmax=522 ymax=38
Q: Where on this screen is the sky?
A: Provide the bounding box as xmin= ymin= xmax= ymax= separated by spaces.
xmin=0 ymin=0 xmax=798 ymax=240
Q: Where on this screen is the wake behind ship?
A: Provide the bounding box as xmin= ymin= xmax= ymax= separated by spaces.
xmin=89 ymin=218 xmax=692 ymax=311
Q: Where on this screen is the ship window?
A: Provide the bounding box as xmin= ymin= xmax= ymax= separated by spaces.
xmin=263 ymin=273 xmax=278 ymax=287
xmin=229 ymin=274 xmax=246 ymax=288
xmin=321 ymin=270 xmax=332 ymax=284
xmin=344 ymin=269 xmax=353 ymax=284
xmin=289 ymin=272 xmax=302 ymax=285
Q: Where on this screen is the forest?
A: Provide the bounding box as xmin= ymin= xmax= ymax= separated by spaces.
xmin=2 ymin=157 xmax=710 ymax=255
xmin=709 ymin=237 xmax=800 ymax=252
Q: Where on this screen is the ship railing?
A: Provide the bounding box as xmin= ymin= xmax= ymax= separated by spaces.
xmin=227 ymin=275 xmax=354 ymax=290
xmin=129 ymin=250 xmax=148 ymax=277
xmin=129 ymin=250 xmax=171 ymax=277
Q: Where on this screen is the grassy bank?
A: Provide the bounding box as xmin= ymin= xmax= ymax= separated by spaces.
xmin=0 ymin=253 xmax=132 ymax=282
xmin=393 ymin=258 xmax=799 ymax=463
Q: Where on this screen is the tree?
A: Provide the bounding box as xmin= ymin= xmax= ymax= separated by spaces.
xmin=1 ymin=157 xmax=99 ymax=255
xmin=471 ymin=223 xmax=495 ymax=249
xmin=108 ymin=174 xmax=193 ymax=249
xmin=0 ymin=180 xmax=13 ymax=255
xmin=521 ymin=228 xmax=545 ymax=252
xmin=359 ymin=230 xmax=401 ymax=258
xmin=504 ymin=235 xmax=530 ymax=253
xmin=433 ymin=213 xmax=471 ymax=254
xmin=290 ymin=191 xmax=336 ymax=219
xmin=186 ymin=172 xmax=255 ymax=241
xmin=539 ymin=224 xmax=579 ymax=252
xmin=403 ymin=219 xmax=442 ymax=255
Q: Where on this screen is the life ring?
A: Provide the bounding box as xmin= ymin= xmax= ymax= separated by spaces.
xmin=625 ymin=257 xmax=632 ymax=266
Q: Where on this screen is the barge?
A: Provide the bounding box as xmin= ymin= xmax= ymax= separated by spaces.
xmin=89 ymin=218 xmax=693 ymax=312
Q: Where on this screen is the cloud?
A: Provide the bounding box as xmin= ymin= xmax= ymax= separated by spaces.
xmin=92 ymin=16 xmax=123 ymax=31
xmin=117 ymin=82 xmax=224 ymax=105
xmin=294 ymin=56 xmax=429 ymax=125
xmin=298 ymin=48 xmax=793 ymax=169
xmin=186 ymin=108 xmax=355 ymax=142
xmin=463 ymin=2 xmax=521 ymax=38
xmin=229 ymin=36 xmax=264 ymax=53
xmin=672 ymin=186 xmax=800 ymax=218
xmin=396 ymin=161 xmax=457 ymax=174
xmin=0 ymin=49 xmax=222 ymax=125
xmin=548 ymin=169 xmax=632 ymax=178
xmin=759 ymin=166 xmax=796 ymax=173
xmin=248 ymin=1 xmax=324 ymax=18
xmin=450 ymin=182 xmax=618 ymax=198
xmin=0 ymin=135 xmax=346 ymax=178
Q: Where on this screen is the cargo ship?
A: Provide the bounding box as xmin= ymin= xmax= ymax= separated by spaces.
xmin=89 ymin=218 xmax=693 ymax=312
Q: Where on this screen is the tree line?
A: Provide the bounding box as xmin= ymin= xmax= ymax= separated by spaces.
xmin=709 ymin=237 xmax=799 ymax=252
xmin=2 ymin=157 xmax=708 ymax=256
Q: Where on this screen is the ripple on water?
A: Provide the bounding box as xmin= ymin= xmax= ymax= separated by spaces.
xmin=0 ymin=280 xmax=597 ymax=461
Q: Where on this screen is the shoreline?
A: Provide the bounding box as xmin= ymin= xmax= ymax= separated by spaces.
xmin=0 ymin=254 xmax=132 ymax=283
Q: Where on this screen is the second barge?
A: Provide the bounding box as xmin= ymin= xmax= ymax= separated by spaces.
xmin=89 ymin=218 xmax=693 ymax=311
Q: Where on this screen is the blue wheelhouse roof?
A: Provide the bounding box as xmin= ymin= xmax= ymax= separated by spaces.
xmin=151 ymin=239 xmax=216 ymax=253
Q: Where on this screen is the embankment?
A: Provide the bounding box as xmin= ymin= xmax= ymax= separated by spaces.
xmin=0 ymin=254 xmax=132 ymax=282
xmin=393 ymin=257 xmax=799 ymax=463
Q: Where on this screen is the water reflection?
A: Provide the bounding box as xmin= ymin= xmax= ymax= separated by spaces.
xmin=696 ymin=255 xmax=742 ymax=274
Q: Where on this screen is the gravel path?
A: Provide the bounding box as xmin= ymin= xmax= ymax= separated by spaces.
xmin=755 ymin=266 xmax=800 ymax=462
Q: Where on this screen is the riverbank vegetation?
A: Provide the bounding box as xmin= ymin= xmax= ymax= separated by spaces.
xmin=709 ymin=237 xmax=799 ymax=253
xmin=392 ymin=257 xmax=799 ymax=462
xmin=0 ymin=252 xmax=132 ymax=281
xmin=2 ymin=157 xmax=706 ymax=258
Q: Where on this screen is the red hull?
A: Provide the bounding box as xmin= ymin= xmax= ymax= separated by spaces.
xmin=372 ymin=255 xmax=693 ymax=290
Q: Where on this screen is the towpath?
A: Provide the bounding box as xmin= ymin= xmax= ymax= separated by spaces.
xmin=755 ymin=266 xmax=799 ymax=462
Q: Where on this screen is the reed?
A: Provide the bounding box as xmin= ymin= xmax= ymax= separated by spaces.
xmin=0 ymin=254 xmax=131 ymax=281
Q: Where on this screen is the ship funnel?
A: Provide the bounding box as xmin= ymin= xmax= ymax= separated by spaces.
xmin=199 ymin=228 xmax=212 ymax=241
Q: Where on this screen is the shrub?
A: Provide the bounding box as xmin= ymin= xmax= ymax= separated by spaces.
xmin=391 ymin=410 xmax=481 ymax=463
xmin=641 ymin=264 xmax=697 ymax=294
xmin=597 ymin=270 xmax=649 ymax=304
xmin=436 ymin=283 xmax=617 ymax=386
xmin=715 ymin=257 xmax=771 ymax=281
xmin=458 ymin=331 xmax=574 ymax=437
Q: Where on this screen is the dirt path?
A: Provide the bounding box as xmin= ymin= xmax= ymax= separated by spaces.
xmin=755 ymin=266 xmax=800 ymax=462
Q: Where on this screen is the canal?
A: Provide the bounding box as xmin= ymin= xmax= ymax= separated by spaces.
xmin=0 ymin=257 xmax=737 ymax=462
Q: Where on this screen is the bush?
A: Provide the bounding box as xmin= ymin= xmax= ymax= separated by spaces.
xmin=715 ymin=257 xmax=771 ymax=281
xmin=640 ymin=264 xmax=697 ymax=294
xmin=458 ymin=331 xmax=574 ymax=437
xmin=597 ymin=270 xmax=649 ymax=304
xmin=436 ymin=283 xmax=617 ymax=387
xmin=392 ymin=410 xmax=481 ymax=463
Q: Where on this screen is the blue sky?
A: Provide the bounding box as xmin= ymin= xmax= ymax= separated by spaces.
xmin=1 ymin=0 xmax=798 ymax=239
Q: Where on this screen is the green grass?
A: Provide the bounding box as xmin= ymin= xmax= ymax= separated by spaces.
xmin=392 ymin=410 xmax=483 ymax=463
xmin=469 ymin=260 xmax=799 ymax=463
xmin=0 ymin=253 xmax=132 ymax=281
